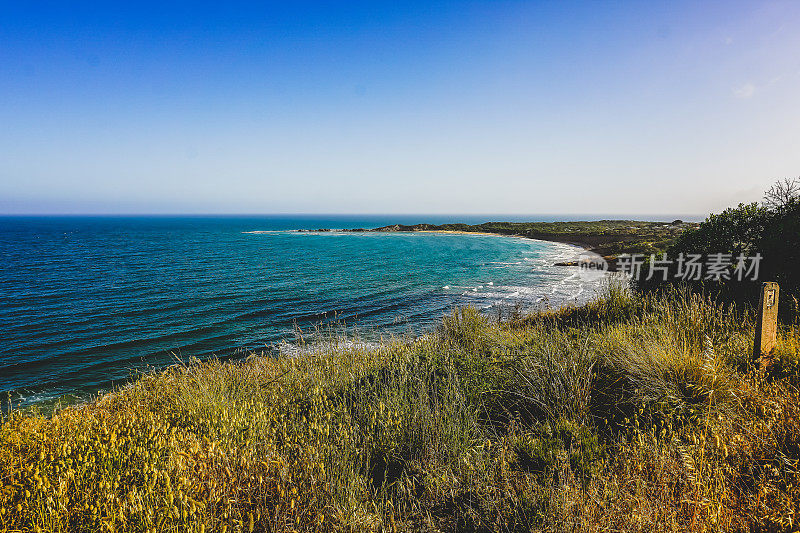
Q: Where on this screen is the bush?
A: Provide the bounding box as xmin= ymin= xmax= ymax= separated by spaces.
xmin=658 ymin=179 xmax=800 ymax=322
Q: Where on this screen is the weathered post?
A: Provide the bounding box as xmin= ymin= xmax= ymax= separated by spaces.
xmin=753 ymin=281 xmax=779 ymax=371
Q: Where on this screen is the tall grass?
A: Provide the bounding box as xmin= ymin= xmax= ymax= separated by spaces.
xmin=2 ymin=284 xmax=799 ymax=531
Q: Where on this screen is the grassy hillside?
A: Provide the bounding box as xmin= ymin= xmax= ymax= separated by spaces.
xmin=2 ymin=283 xmax=799 ymax=532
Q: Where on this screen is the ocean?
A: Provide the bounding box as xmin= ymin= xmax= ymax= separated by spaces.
xmin=0 ymin=215 xmax=616 ymax=408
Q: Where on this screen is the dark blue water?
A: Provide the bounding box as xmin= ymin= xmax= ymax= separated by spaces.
xmin=0 ymin=215 xmax=624 ymax=406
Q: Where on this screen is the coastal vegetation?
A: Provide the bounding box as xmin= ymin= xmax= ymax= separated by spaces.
xmin=3 ymin=281 xmax=799 ymax=532
xmin=661 ymin=177 xmax=800 ymax=317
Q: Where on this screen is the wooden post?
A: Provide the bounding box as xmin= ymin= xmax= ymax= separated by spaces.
xmin=753 ymin=281 xmax=779 ymax=371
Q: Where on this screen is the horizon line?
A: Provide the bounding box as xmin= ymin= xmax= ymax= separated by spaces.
xmin=0 ymin=212 xmax=708 ymax=218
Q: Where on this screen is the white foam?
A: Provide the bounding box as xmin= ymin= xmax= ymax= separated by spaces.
xmin=277 ymin=339 xmax=381 ymax=357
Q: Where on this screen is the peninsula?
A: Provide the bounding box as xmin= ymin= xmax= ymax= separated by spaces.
xmin=335 ymin=219 xmax=701 ymax=267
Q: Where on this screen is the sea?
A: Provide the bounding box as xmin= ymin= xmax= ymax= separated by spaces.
xmin=0 ymin=214 xmax=671 ymax=408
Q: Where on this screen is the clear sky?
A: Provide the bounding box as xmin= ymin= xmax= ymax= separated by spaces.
xmin=1 ymin=1 xmax=799 ymax=216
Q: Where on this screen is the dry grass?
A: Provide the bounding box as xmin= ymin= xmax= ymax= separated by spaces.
xmin=2 ymin=285 xmax=799 ymax=532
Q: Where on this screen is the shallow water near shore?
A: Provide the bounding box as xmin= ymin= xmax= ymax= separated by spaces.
xmin=0 ymin=215 xmax=607 ymax=407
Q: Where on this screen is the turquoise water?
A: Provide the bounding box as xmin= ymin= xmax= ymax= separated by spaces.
xmin=0 ymin=216 xmax=601 ymax=406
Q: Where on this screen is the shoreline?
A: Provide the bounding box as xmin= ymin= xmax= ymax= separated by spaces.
xmin=407 ymin=229 xmax=596 ymax=266
xmin=398 ymin=228 xmax=593 ymax=248
xmin=289 ymin=226 xmax=601 ymax=256
xmin=9 ymin=226 xmax=602 ymax=411
xmin=347 ymin=219 xmax=699 ymax=269
xmin=319 ymin=226 xmax=625 ymax=268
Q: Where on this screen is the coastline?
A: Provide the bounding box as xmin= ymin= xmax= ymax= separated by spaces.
xmin=5 ymin=216 xmax=793 ymax=531
xmin=409 ymin=229 xmax=596 ymax=267
xmin=6 ymin=221 xmax=606 ymax=410
xmin=346 ymin=220 xmax=699 ymax=270
xmin=399 ymin=228 xmax=594 ymax=249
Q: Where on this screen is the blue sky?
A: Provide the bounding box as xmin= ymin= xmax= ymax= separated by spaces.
xmin=1 ymin=1 xmax=799 ymax=215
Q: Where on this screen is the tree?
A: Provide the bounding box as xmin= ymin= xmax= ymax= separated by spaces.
xmin=657 ymin=178 xmax=800 ymax=319
xmin=668 ymin=202 xmax=767 ymax=258
xmin=763 ymin=177 xmax=800 ymax=211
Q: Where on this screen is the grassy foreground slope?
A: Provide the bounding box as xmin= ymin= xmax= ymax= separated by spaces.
xmin=2 ymin=284 xmax=800 ymax=532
